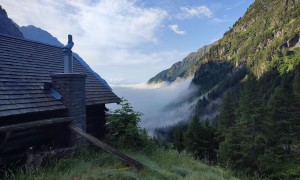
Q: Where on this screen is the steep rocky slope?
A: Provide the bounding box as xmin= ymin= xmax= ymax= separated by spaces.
xmin=191 ymin=0 xmax=300 ymax=96
xmin=148 ymin=44 xmax=212 ymax=84
xmin=197 ymin=0 xmax=300 ymax=77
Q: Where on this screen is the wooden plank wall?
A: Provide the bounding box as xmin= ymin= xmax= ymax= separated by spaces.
xmin=86 ymin=104 xmax=106 ymax=139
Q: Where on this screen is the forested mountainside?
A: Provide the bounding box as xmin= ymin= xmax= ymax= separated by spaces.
xmin=190 ymin=0 xmax=300 ymax=117
xmin=158 ymin=0 xmax=300 ymax=179
xmin=148 ymin=44 xmax=212 ymax=84
xmin=196 ymin=0 xmax=300 ymax=76
xmin=0 ymin=5 xmax=23 ymax=38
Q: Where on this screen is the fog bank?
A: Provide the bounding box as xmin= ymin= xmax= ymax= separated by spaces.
xmin=108 ymin=78 xmax=197 ymax=135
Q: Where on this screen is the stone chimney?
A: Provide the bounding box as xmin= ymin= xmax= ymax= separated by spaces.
xmin=51 ymin=35 xmax=86 ymax=146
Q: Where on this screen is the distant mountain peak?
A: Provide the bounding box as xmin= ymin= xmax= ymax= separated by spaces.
xmin=0 ymin=5 xmax=23 ymax=38
xmin=19 ymin=25 xmax=63 ymax=47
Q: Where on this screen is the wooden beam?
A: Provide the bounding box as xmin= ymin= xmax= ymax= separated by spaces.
xmin=69 ymin=124 xmax=144 ymax=170
xmin=0 ymin=117 xmax=72 ymax=132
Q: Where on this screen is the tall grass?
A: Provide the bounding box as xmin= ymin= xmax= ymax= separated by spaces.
xmin=4 ymin=148 xmax=238 ymax=180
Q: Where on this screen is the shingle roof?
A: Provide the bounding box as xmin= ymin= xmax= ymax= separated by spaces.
xmin=0 ymin=34 xmax=120 ymax=117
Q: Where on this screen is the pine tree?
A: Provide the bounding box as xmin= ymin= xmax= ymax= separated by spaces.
xmin=184 ymin=116 xmax=218 ymax=161
xmin=217 ymin=91 xmax=236 ymax=142
xmin=294 ymin=71 xmax=300 ymax=99
xmin=267 ymin=76 xmax=300 ymax=153
xmin=203 ymin=120 xmax=218 ymax=162
xmin=293 ymin=71 xmax=300 ymax=139
xmin=184 ymin=116 xmax=203 ymax=158
xmin=219 ymin=75 xmax=267 ymax=173
xmin=173 ymin=126 xmax=184 ymax=153
xmin=218 ymin=127 xmax=244 ymax=169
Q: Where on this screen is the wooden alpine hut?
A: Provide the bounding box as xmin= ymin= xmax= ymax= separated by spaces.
xmin=0 ymin=33 xmax=121 ymax=161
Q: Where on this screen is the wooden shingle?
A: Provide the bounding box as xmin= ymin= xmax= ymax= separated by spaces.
xmin=0 ymin=34 xmax=120 ymax=117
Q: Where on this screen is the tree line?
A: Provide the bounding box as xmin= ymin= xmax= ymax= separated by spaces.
xmin=173 ymin=68 xmax=300 ymax=179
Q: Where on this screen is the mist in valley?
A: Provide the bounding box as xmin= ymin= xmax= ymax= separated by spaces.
xmin=108 ymin=78 xmax=199 ymax=135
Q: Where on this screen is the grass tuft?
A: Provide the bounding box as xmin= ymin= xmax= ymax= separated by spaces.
xmin=3 ymin=148 xmax=237 ymax=180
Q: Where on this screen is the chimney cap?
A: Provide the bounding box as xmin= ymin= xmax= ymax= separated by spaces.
xmin=64 ymin=34 xmax=74 ymax=49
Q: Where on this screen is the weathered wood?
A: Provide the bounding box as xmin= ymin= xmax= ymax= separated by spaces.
xmin=0 ymin=132 xmax=11 ymax=149
xmin=86 ymin=121 xmax=99 ymax=131
xmin=0 ymin=117 xmax=72 ymax=132
xmin=69 ymin=124 xmax=144 ymax=169
xmin=25 ymin=147 xmax=77 ymax=170
xmin=1 ymin=133 xmax=50 ymax=153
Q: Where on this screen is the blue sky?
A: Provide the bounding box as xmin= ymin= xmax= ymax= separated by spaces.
xmin=1 ymin=0 xmax=253 ymax=84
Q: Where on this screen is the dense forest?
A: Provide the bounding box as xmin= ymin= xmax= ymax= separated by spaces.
xmin=169 ymin=67 xmax=300 ymax=179
xmin=155 ymin=0 xmax=300 ymax=179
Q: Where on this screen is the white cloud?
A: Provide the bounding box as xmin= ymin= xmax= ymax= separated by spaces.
xmin=108 ymin=77 xmax=196 ymax=135
xmin=107 ymin=78 xmax=126 ymax=85
xmin=85 ymin=48 xmax=181 ymax=66
xmin=93 ymin=49 xmax=187 ymax=84
xmin=1 ymin=0 xmax=168 ymax=65
xmin=169 ymin=24 xmax=186 ymax=35
xmin=179 ymin=6 xmax=213 ymax=19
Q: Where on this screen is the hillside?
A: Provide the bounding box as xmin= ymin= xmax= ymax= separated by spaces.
xmin=188 ymin=0 xmax=300 ymax=117
xmin=4 ymin=148 xmax=237 ymax=180
xmin=148 ymin=44 xmax=212 ymax=84
xmin=197 ymin=0 xmax=300 ymax=76
xmin=149 ymin=0 xmax=300 ymax=85
xmin=191 ymin=0 xmax=300 ymax=114
xmin=163 ymin=0 xmax=300 ymax=179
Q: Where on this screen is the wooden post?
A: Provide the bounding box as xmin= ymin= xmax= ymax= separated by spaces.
xmin=68 ymin=125 xmax=143 ymax=169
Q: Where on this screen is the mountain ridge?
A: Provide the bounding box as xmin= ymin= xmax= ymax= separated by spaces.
xmin=20 ymin=25 xmax=63 ymax=47
xmin=189 ymin=0 xmax=300 ymax=118
xmin=148 ymin=44 xmax=213 ymax=84
xmin=0 ymin=5 xmax=23 ymax=38
xmin=197 ymin=0 xmax=300 ymax=76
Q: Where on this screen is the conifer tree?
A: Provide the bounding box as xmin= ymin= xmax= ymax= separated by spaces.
xmin=203 ymin=120 xmax=218 ymax=162
xmin=219 ymin=75 xmax=266 ymax=173
xmin=173 ymin=126 xmax=184 ymax=153
xmin=293 ymin=71 xmax=300 ymax=139
xmin=217 ymin=91 xmax=236 ymax=141
xmin=294 ymin=71 xmax=300 ymax=99
xmin=184 ymin=116 xmax=203 ymax=158
xmin=267 ymin=77 xmax=300 ymax=153
xmin=218 ymin=127 xmax=244 ymax=169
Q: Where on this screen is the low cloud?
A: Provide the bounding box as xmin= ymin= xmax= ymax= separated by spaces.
xmin=1 ymin=0 xmax=168 ymax=66
xmin=169 ymin=24 xmax=186 ymax=35
xmin=108 ymin=77 xmax=198 ymax=135
xmin=179 ymin=6 xmax=213 ymax=19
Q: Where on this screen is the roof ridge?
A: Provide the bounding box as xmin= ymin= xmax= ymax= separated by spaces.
xmin=0 ymin=33 xmax=63 ymax=49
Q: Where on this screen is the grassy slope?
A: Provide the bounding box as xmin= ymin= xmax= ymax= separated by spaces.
xmin=5 ymin=148 xmax=237 ymax=180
